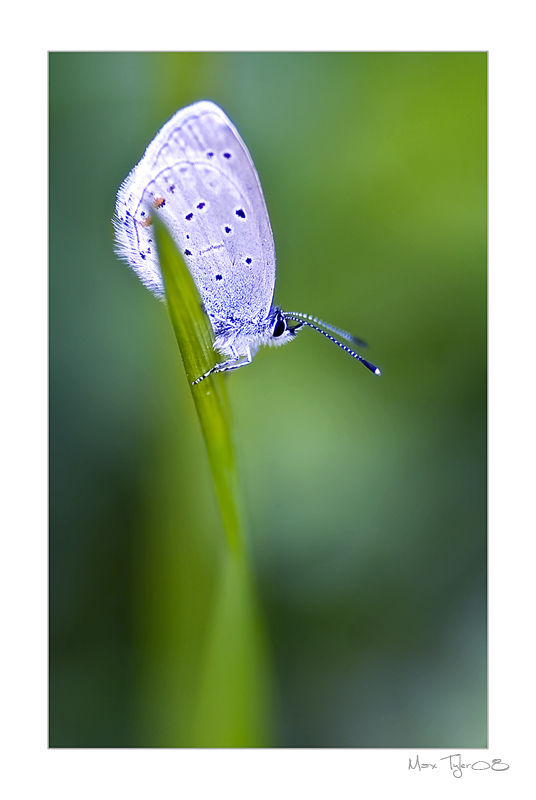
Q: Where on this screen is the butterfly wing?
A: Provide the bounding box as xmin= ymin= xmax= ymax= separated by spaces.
xmin=114 ymin=101 xmax=277 ymax=327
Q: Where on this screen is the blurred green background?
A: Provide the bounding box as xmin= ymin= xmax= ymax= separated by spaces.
xmin=49 ymin=52 xmax=486 ymax=747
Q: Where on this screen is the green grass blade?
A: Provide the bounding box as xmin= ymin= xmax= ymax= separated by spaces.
xmin=153 ymin=216 xmax=242 ymax=554
xmin=152 ymin=216 xmax=272 ymax=746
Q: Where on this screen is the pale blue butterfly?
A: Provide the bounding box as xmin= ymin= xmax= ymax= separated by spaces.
xmin=114 ymin=101 xmax=381 ymax=384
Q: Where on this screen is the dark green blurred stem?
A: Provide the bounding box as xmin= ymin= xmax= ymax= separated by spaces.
xmin=152 ymin=217 xmax=272 ymax=746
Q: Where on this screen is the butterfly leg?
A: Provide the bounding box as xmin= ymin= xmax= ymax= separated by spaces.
xmin=191 ymin=347 xmax=253 ymax=386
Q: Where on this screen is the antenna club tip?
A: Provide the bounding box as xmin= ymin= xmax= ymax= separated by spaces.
xmin=374 ymin=367 xmax=381 ymax=376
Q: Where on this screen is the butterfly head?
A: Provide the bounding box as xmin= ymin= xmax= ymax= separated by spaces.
xmin=268 ymin=308 xmax=303 ymax=348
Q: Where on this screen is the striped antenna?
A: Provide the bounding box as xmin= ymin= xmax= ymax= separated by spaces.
xmin=284 ymin=313 xmax=381 ymax=376
xmin=284 ymin=311 xmax=368 ymax=348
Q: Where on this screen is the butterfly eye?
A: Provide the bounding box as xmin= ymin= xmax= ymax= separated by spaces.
xmin=272 ymin=314 xmax=286 ymax=338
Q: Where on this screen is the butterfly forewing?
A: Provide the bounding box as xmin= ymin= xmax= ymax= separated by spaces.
xmin=115 ymin=102 xmax=277 ymax=325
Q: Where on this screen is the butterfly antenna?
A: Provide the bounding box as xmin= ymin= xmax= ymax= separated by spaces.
xmin=284 ymin=311 xmax=368 ymax=348
xmin=285 ymin=314 xmax=381 ymax=376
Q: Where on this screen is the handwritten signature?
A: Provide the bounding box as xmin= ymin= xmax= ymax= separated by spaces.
xmin=409 ymin=754 xmax=510 ymax=779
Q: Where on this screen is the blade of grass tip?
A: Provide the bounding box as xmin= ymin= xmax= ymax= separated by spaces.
xmin=152 ymin=215 xmax=243 ymax=556
xmin=152 ymin=216 xmax=273 ymax=746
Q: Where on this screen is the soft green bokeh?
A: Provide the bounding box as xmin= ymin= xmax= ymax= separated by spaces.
xmin=49 ymin=52 xmax=486 ymax=747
